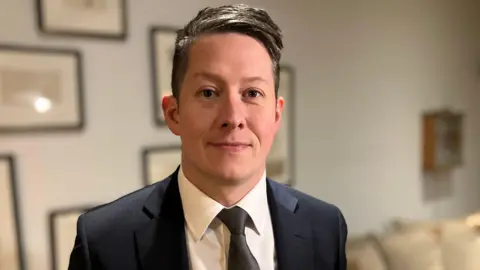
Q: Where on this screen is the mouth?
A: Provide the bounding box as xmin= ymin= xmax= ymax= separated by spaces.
xmin=208 ymin=142 xmax=252 ymax=152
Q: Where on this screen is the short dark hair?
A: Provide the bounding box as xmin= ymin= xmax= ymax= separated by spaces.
xmin=171 ymin=4 xmax=283 ymax=100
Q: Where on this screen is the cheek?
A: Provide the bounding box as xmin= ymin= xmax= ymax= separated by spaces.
xmin=250 ymin=111 xmax=278 ymax=146
xmin=180 ymin=106 xmax=214 ymax=138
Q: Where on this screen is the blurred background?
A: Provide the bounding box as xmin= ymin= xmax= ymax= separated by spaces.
xmin=0 ymin=0 xmax=479 ymax=270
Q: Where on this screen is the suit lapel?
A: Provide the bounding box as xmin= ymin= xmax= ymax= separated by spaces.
xmin=134 ymin=169 xmax=189 ymax=270
xmin=267 ymin=180 xmax=315 ymax=270
xmin=133 ymin=172 xmax=317 ymax=270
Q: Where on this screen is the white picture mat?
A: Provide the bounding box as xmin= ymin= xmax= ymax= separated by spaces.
xmin=52 ymin=211 xmax=82 ymax=270
xmin=266 ymin=68 xmax=292 ymax=184
xmin=146 ymin=148 xmax=181 ymax=185
xmin=153 ymin=30 xmax=177 ymax=121
xmin=0 ymin=159 xmax=21 ymax=270
xmin=0 ymin=49 xmax=80 ymax=128
xmin=41 ymin=0 xmax=124 ymax=35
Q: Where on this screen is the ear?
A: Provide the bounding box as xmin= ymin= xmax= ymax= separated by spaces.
xmin=162 ymin=95 xmax=181 ymax=136
xmin=275 ymin=96 xmax=285 ymax=124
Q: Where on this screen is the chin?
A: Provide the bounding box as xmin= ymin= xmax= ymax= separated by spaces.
xmin=201 ymin=151 xmax=258 ymax=182
xmin=209 ymin=164 xmax=248 ymax=182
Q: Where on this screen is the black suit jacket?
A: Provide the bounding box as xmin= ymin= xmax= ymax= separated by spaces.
xmin=68 ymin=169 xmax=348 ymax=270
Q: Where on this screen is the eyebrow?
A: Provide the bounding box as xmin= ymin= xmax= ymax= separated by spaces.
xmin=193 ymin=72 xmax=269 ymax=84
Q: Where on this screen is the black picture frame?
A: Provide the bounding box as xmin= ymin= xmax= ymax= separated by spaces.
xmin=141 ymin=144 xmax=181 ymax=186
xmin=149 ymin=26 xmax=178 ymax=127
xmin=0 ymin=44 xmax=85 ymax=134
xmin=36 ymin=0 xmax=128 ymax=40
xmin=48 ymin=204 xmax=97 ymax=270
xmin=0 ymin=154 xmax=27 ymax=270
xmin=266 ymin=64 xmax=296 ymax=187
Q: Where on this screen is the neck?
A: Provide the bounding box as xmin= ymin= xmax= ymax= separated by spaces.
xmin=180 ymin=160 xmax=264 ymax=207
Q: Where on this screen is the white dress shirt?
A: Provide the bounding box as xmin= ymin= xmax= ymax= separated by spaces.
xmin=177 ymin=166 xmax=276 ymax=270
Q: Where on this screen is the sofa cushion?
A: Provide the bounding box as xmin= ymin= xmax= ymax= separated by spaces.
xmin=378 ymin=227 xmax=444 ymax=270
xmin=440 ymin=221 xmax=480 ymax=270
xmin=347 ymin=260 xmax=360 ymax=270
xmin=387 ymin=216 xmax=480 ymax=270
xmin=346 ymin=234 xmax=388 ymax=270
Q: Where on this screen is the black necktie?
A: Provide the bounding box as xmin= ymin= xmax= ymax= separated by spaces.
xmin=217 ymin=206 xmax=260 ymax=270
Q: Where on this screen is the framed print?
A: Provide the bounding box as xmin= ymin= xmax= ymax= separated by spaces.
xmin=422 ymin=109 xmax=464 ymax=172
xmin=0 ymin=155 xmax=26 ymax=270
xmin=0 ymin=44 xmax=84 ymax=134
xmin=150 ymin=26 xmax=178 ymax=126
xmin=36 ymin=0 xmax=127 ymax=40
xmin=266 ymin=65 xmax=296 ymax=186
xmin=48 ymin=205 xmax=95 ymax=270
xmin=142 ymin=144 xmax=181 ymax=186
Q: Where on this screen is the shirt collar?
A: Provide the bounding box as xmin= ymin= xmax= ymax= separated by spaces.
xmin=234 ymin=171 xmax=267 ymax=236
xmin=177 ymin=165 xmax=268 ymax=242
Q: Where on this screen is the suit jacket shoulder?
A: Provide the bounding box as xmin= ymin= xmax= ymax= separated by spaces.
xmin=269 ymin=180 xmax=346 ymax=229
xmin=69 ymin=178 xmax=174 ymax=269
xmin=286 ymin=184 xmax=346 ymax=230
xmin=267 ymin=180 xmax=348 ymax=270
xmin=80 ymin=182 xmax=160 ymax=241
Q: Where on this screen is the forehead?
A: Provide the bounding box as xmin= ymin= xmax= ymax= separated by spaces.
xmin=185 ymin=33 xmax=274 ymax=81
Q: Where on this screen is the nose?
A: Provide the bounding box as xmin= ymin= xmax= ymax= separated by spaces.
xmin=218 ymin=94 xmax=246 ymax=131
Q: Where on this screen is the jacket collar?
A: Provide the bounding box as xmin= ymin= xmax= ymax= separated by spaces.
xmin=135 ymin=168 xmax=315 ymax=270
xmin=134 ymin=167 xmax=190 ymax=270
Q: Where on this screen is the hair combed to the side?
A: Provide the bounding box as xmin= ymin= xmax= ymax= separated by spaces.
xmin=171 ymin=4 xmax=284 ymax=100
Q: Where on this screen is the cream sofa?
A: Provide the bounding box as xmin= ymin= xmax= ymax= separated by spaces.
xmin=346 ymin=213 xmax=480 ymax=270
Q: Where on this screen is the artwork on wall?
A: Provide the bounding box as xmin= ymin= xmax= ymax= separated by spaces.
xmin=422 ymin=109 xmax=464 ymax=172
xmin=150 ymin=26 xmax=178 ymax=126
xmin=266 ymin=65 xmax=296 ymax=186
xmin=0 ymin=155 xmax=26 ymax=270
xmin=48 ymin=205 xmax=95 ymax=270
xmin=0 ymin=44 xmax=84 ymax=134
xmin=142 ymin=144 xmax=181 ymax=186
xmin=36 ymin=0 xmax=127 ymax=39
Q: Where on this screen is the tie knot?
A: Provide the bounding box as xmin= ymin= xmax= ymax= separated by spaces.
xmin=217 ymin=206 xmax=249 ymax=235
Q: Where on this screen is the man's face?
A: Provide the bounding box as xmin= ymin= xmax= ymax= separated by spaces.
xmin=163 ymin=32 xmax=284 ymax=184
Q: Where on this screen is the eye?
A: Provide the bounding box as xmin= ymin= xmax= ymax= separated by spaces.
xmin=200 ymin=88 xmax=216 ymax=98
xmin=244 ymin=89 xmax=262 ymax=98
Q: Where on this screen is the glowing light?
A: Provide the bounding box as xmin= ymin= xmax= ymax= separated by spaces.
xmin=34 ymin=97 xmax=52 ymax=113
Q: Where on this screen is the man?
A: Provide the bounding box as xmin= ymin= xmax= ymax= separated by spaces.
xmin=68 ymin=4 xmax=347 ymax=270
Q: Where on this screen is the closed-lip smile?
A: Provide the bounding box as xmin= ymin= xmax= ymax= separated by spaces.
xmin=209 ymin=141 xmax=251 ymax=151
